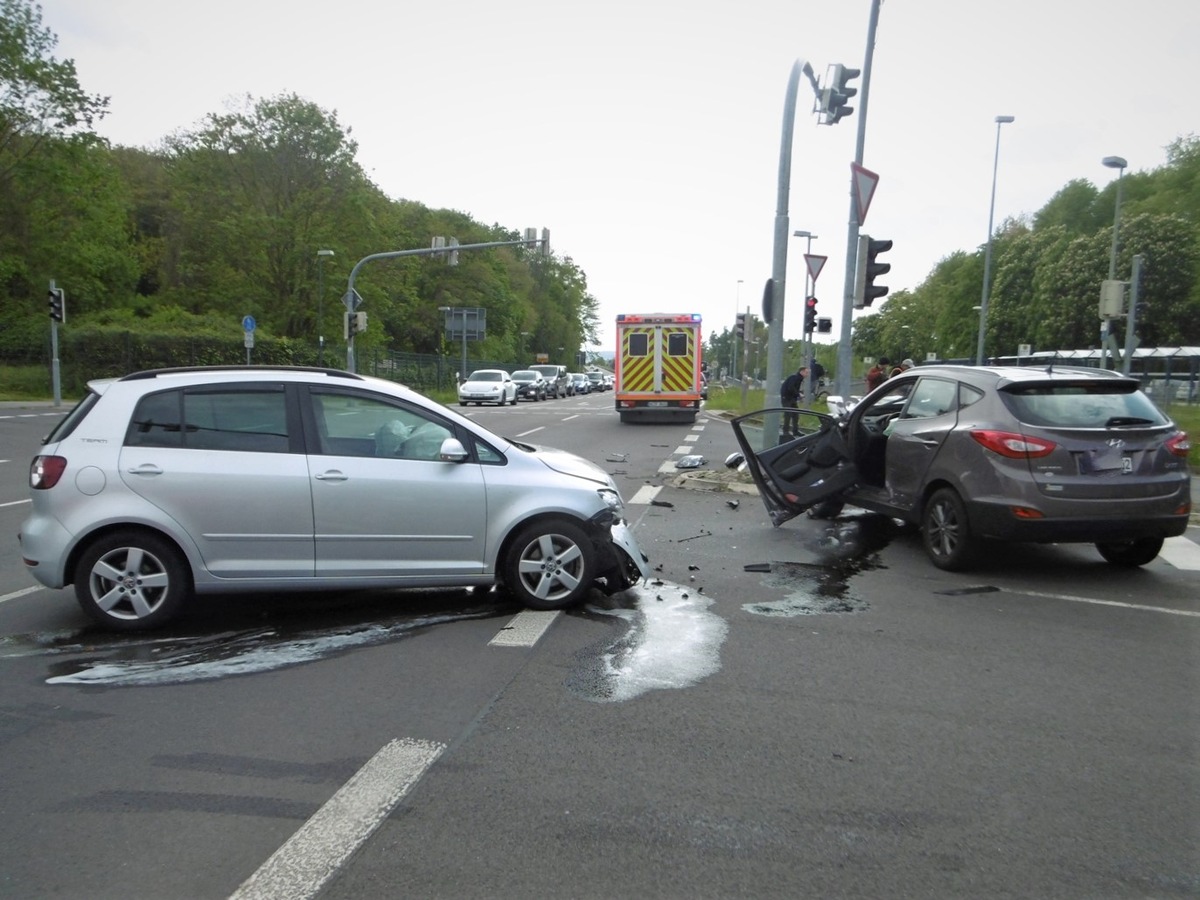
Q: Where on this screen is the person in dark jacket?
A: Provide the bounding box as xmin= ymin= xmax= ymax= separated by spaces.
xmin=780 ymin=365 xmax=807 ymax=435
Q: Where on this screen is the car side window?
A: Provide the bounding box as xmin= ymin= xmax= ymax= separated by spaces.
xmin=309 ymin=390 xmax=454 ymax=461
xmin=901 ymin=378 xmax=957 ymax=420
xmin=959 ymin=383 xmax=985 ymax=409
xmin=126 ymin=387 xmax=289 ymax=452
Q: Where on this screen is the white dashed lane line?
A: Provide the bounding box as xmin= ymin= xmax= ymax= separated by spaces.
xmin=230 ymin=738 xmax=445 ymax=900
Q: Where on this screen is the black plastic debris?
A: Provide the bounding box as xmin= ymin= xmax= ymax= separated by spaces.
xmin=744 ymin=562 xmax=771 ymax=572
xmin=650 ymin=499 xmax=674 ymax=508
xmin=726 ymin=499 xmax=740 ymax=509
xmin=687 ymin=565 xmax=699 ymax=571
xmin=935 ymin=585 xmax=1001 ymax=596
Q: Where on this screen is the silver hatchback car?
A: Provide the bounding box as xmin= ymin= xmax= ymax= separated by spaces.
xmin=729 ymin=365 xmax=1192 ymax=570
xmin=20 ymin=367 xmax=650 ymax=630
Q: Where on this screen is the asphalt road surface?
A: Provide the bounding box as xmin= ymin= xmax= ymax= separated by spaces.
xmin=2 ymin=396 xmax=1197 ymax=898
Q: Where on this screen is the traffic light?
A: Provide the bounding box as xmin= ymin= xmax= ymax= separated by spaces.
xmin=344 ymin=310 xmax=367 ymax=339
xmin=819 ymin=64 xmax=860 ymax=126
xmin=854 ymin=235 xmax=892 ymax=308
xmin=817 ymin=317 xmax=832 ymax=334
xmin=735 ymin=312 xmax=747 ymax=341
xmin=48 ymin=288 xmax=65 ymax=323
xmin=803 ymin=297 xmax=818 ymax=333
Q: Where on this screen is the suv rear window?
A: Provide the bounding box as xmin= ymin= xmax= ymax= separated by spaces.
xmin=1002 ymin=384 xmax=1169 ymax=428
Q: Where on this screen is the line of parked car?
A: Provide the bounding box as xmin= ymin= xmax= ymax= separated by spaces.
xmin=458 ymin=365 xmax=612 ymax=406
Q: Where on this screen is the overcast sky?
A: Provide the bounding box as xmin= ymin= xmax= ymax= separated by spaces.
xmin=40 ymin=0 xmax=1199 ymax=355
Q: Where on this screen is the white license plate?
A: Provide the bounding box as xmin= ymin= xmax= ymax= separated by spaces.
xmin=647 ymin=401 xmax=668 ymax=407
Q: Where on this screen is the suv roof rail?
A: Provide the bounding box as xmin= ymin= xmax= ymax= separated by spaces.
xmin=119 ymin=366 xmax=365 ymax=382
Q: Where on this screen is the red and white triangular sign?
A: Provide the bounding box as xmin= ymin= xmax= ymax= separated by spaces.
xmin=804 ymin=254 xmax=828 ymax=284
xmin=851 ymin=162 xmax=880 ymax=227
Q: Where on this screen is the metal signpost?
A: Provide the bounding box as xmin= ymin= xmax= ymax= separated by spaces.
xmin=243 ymin=315 xmax=256 ymax=365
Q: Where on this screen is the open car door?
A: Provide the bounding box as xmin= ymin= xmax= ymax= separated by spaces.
xmin=729 ymin=407 xmax=859 ymax=525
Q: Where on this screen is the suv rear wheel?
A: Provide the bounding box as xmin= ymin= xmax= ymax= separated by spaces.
xmin=921 ymin=488 xmax=974 ymax=571
xmin=503 ymin=519 xmax=595 ymax=610
xmin=74 ymin=530 xmax=190 ymax=630
xmin=1096 ymin=536 xmax=1163 ymax=567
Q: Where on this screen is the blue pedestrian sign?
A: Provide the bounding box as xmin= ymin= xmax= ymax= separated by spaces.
xmin=242 ymin=315 xmax=256 ymax=333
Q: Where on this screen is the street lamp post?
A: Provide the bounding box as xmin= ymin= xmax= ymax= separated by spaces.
xmin=730 ymin=279 xmax=743 ymax=380
xmin=1103 ymin=156 xmax=1127 ymax=280
xmin=1100 ymin=155 xmax=1127 ymax=370
xmin=316 ymin=249 xmax=334 ymax=365
xmin=975 ymin=115 xmax=1014 ymax=366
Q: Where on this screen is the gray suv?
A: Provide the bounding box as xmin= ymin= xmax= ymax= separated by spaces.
xmin=20 ymin=367 xmax=649 ymax=630
xmin=729 ymin=365 xmax=1191 ymax=570
xmin=529 ymin=364 xmax=570 ymax=399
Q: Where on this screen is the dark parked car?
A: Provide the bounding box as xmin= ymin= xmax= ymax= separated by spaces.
xmin=728 ymin=365 xmax=1191 ymax=570
xmin=511 ymin=370 xmax=548 ymax=401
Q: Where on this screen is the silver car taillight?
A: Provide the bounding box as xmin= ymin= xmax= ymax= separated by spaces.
xmin=30 ymin=456 xmax=67 ymax=489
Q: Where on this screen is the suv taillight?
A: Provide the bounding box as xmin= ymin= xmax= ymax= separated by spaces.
xmin=970 ymin=430 xmax=1056 ymax=459
xmin=30 ymin=456 xmax=67 ymax=489
xmin=1165 ymin=431 xmax=1191 ymax=458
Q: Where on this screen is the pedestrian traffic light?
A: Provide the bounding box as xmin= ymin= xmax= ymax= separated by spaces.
xmin=819 ymin=64 xmax=860 ymax=126
xmin=817 ymin=317 xmax=832 ymax=334
xmin=803 ymin=297 xmax=818 ymax=333
xmin=854 ymin=235 xmax=892 ymax=308
xmin=47 ymin=287 xmax=65 ymax=323
xmin=735 ymin=312 xmax=747 ymax=341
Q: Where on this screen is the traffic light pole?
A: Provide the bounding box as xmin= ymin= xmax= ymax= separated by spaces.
xmin=835 ymin=0 xmax=883 ymax=401
xmin=48 ymin=279 xmax=62 ymax=407
xmin=343 ymin=235 xmax=546 ymax=373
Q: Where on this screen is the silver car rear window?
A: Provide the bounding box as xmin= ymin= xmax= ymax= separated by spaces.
xmin=1001 ymin=384 xmax=1169 ymax=428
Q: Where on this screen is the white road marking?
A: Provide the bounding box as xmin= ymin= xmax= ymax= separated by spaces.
xmin=1005 ymin=588 xmax=1200 ymax=617
xmin=515 ymin=426 xmax=544 ymax=437
xmin=1159 ymin=535 xmax=1200 ymax=571
xmin=488 ymin=609 xmax=560 ymax=646
xmin=629 ymin=485 xmax=662 ymax=505
xmin=657 ymin=459 xmax=677 ymax=474
xmin=684 ymin=434 xmax=699 ymax=442
xmin=229 ymin=738 xmax=444 ymax=900
xmin=561 ymin=414 xmax=580 ymax=421
xmin=673 ymin=445 xmax=691 ymax=454
xmin=0 ymin=585 xmax=43 ymax=605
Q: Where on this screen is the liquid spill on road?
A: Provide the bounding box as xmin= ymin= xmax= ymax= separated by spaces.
xmin=742 ymin=514 xmax=893 ymax=618
xmin=570 ymin=580 xmax=728 ymax=703
xmin=21 ymin=596 xmax=504 ymax=686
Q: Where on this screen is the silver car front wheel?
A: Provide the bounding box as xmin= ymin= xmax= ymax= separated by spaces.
xmin=503 ymin=519 xmax=595 ymax=610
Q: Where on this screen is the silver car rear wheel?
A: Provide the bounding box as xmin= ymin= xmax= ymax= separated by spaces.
xmin=74 ymin=530 xmax=190 ymax=631
xmin=503 ymin=519 xmax=595 ymax=610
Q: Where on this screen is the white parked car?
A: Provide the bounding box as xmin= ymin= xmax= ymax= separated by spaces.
xmin=458 ymin=369 xmax=517 ymax=406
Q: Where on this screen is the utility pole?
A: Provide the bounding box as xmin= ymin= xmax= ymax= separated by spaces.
xmin=835 ymin=0 xmax=883 ymax=399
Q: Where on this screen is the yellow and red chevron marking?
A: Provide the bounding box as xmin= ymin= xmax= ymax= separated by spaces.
xmin=618 ymin=327 xmax=697 ymax=394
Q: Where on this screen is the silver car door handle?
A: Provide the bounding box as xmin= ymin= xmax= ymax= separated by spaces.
xmin=127 ymin=464 xmax=163 ymax=476
xmin=314 ymin=470 xmax=349 ymax=482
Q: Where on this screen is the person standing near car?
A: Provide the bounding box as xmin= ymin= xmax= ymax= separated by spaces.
xmin=889 ymin=358 xmax=914 ymax=379
xmin=866 ymin=357 xmax=889 ymax=392
xmin=781 ymin=365 xmax=806 ymax=435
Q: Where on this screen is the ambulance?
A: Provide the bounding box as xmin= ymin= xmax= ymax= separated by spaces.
xmin=613 ymin=313 xmax=703 ymax=423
